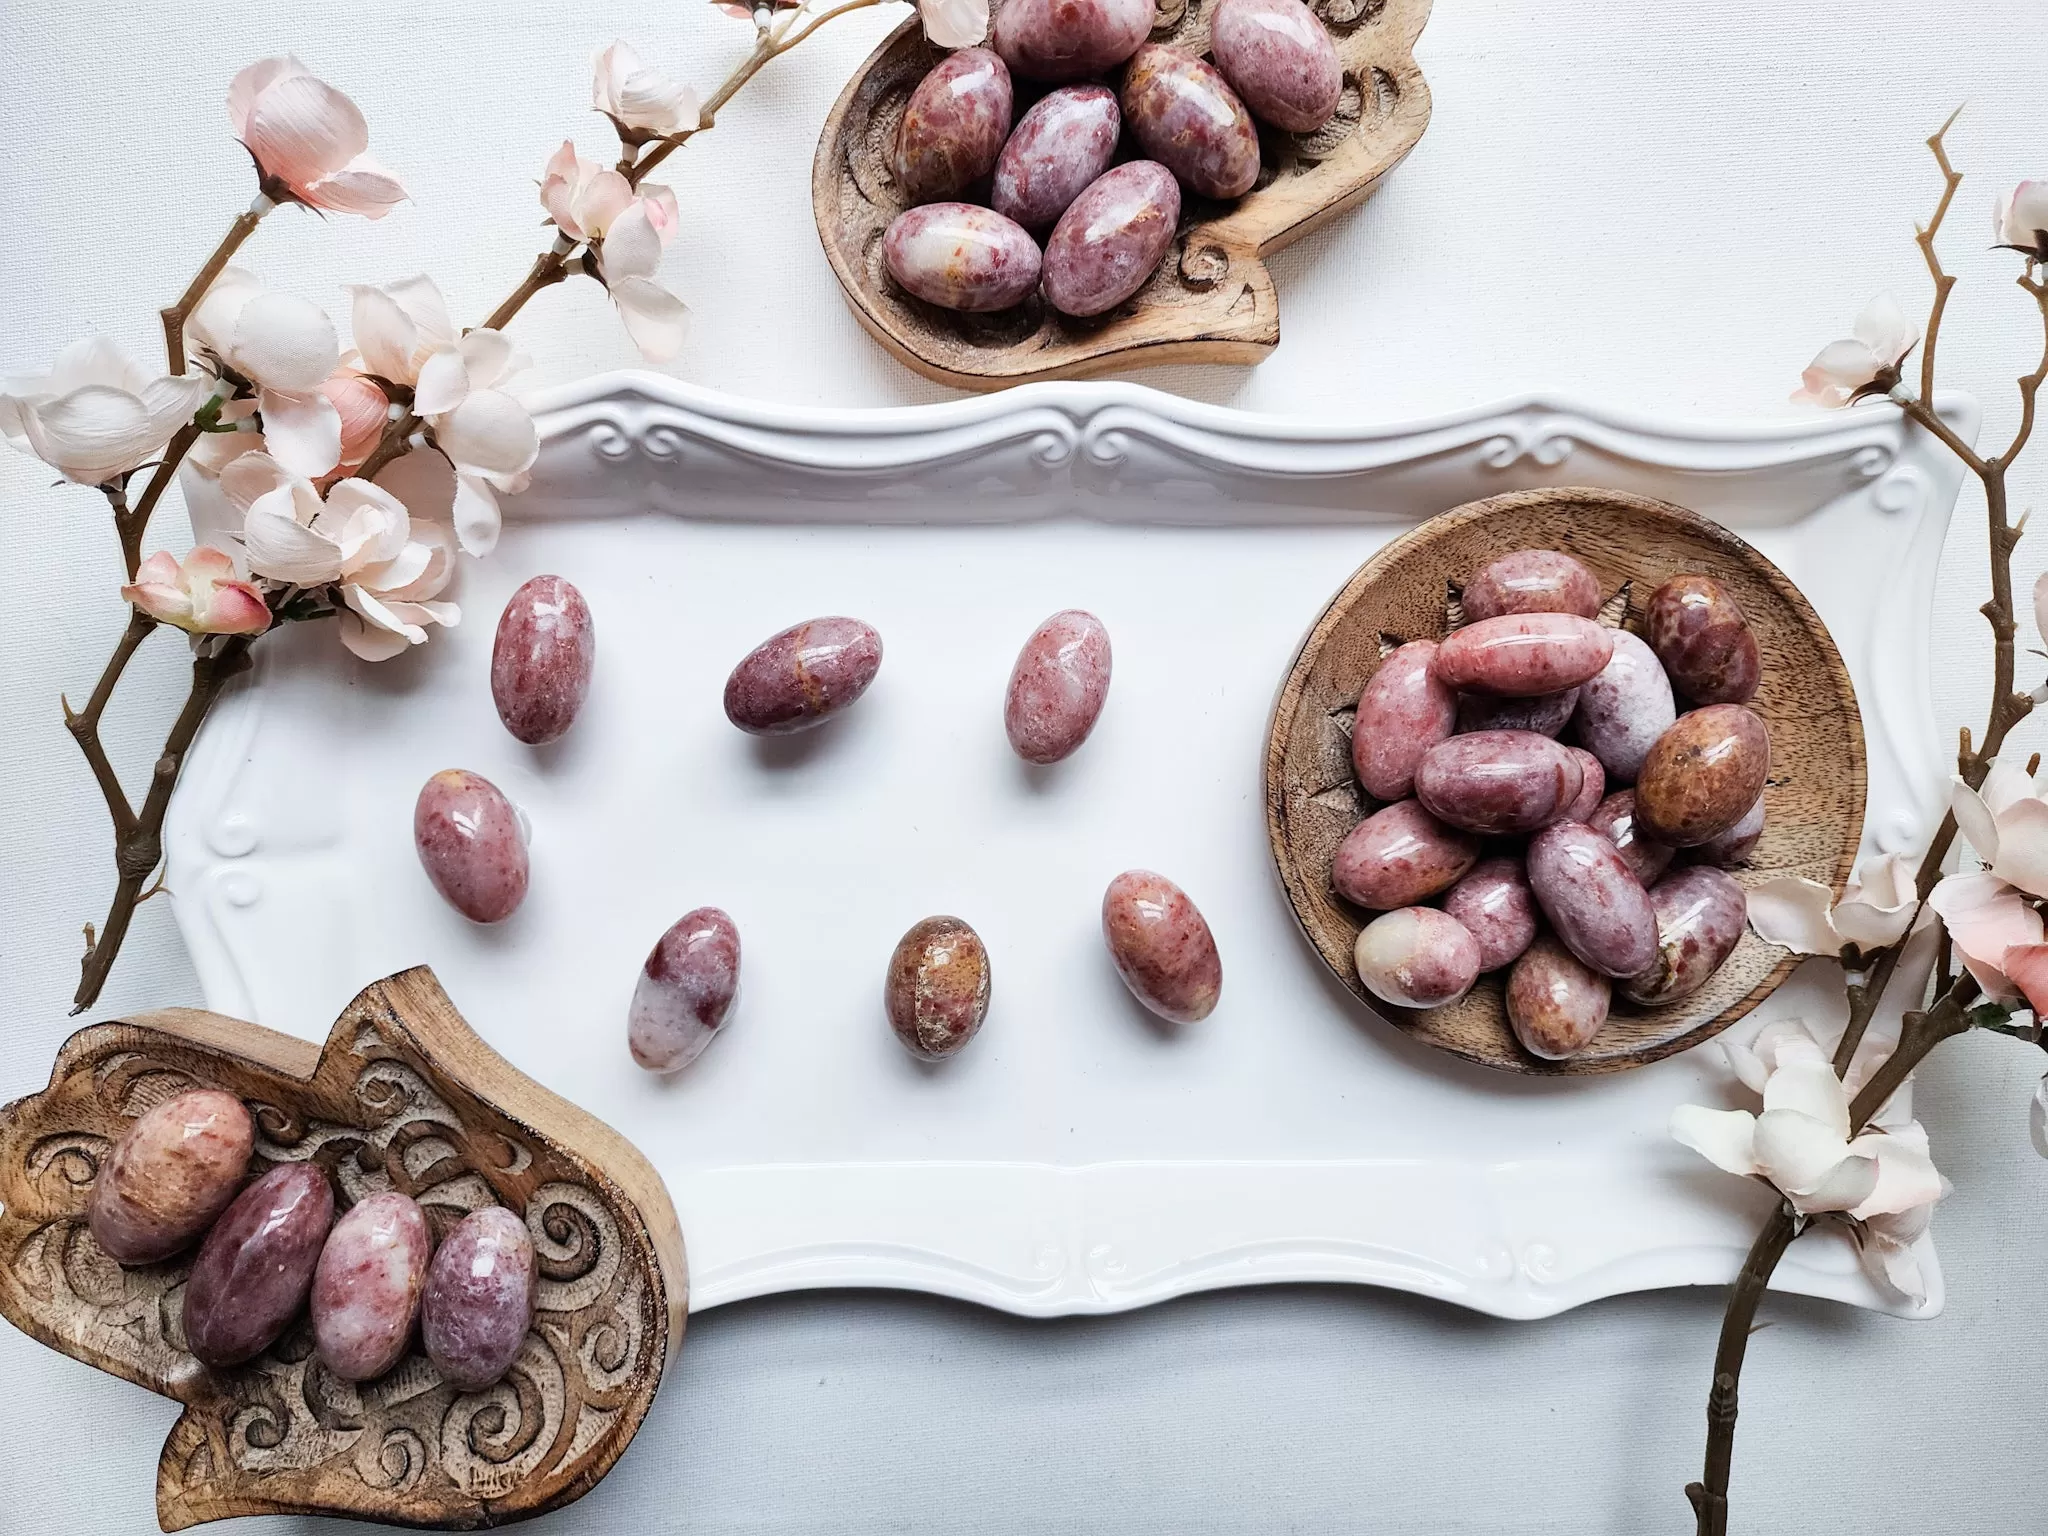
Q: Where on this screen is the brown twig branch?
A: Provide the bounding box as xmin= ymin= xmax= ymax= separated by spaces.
xmin=159 ymin=204 xmax=267 ymax=375
xmin=1687 ymin=1201 xmax=1803 ymax=1536
xmin=1916 ymin=107 xmax=1964 ymax=405
xmin=62 ymin=608 xmax=157 ymax=840
xmin=73 ymin=635 xmax=255 ymax=1013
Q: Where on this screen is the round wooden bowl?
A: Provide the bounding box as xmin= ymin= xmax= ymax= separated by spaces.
xmin=1264 ymin=487 xmax=1866 ymax=1075
xmin=811 ymin=0 xmax=1433 ymax=391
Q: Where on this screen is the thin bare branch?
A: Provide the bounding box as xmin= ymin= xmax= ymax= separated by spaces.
xmin=61 ymin=608 xmax=156 ymax=840
xmin=1917 ymin=105 xmax=1965 ymax=404
xmin=160 ymin=205 xmax=267 ymax=375
xmin=2006 ymin=268 xmax=2048 ymax=465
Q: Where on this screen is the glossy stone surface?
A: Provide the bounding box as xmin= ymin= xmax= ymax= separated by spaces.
xmin=1329 ymin=798 xmax=1479 ymax=910
xmin=1620 ymin=866 xmax=1749 ymax=1006
xmin=991 ymin=85 xmax=1120 ymax=231
xmin=893 ymin=48 xmax=1014 ymax=204
xmin=1586 ymin=788 xmax=1674 ymax=886
xmin=1433 ymin=612 xmax=1615 ymax=697
xmin=183 ymin=1163 xmax=335 ymax=1368
xmin=885 ymin=916 xmax=993 ymax=1059
xmin=629 ymin=907 xmax=742 ymax=1073
xmin=312 ymin=1190 xmax=432 ymax=1383
xmin=422 ymin=1206 xmax=537 ymax=1392
xmin=1506 ymin=935 xmax=1612 ymax=1060
xmin=88 ymin=1088 xmax=253 ymax=1266
xmin=1633 ymin=704 xmax=1771 ymax=847
xmin=1005 ymin=609 xmax=1112 ymax=763
xmin=1120 ymin=45 xmax=1261 ymax=200
xmin=1571 ymin=629 xmax=1676 ymax=785
xmin=1643 ymin=573 xmax=1761 ymax=704
xmin=1414 ymin=730 xmax=1584 ymax=835
xmin=1460 ymin=549 xmax=1602 ymax=623
xmin=883 ymin=203 xmax=1043 ymax=312
xmin=1525 ymin=820 xmax=1658 ymax=978
xmin=1352 ymin=640 xmax=1458 ymax=800
xmin=1041 ymin=162 xmax=1181 ymax=318
xmin=1102 ymin=870 xmax=1222 ymax=1024
xmin=1209 ymin=0 xmax=1342 ymax=132
xmin=1557 ymin=747 xmax=1605 ymax=824
xmin=1441 ymin=857 xmax=1538 ymax=972
xmin=991 ymin=0 xmax=1152 ymax=81
xmin=414 ymin=769 xmax=528 ymax=923
xmin=1696 ymin=792 xmax=1766 ymax=866
xmin=491 ymin=575 xmax=596 ymax=745
xmin=1353 ymin=906 xmax=1481 ymax=1009
xmin=723 ymin=616 xmax=884 ymax=734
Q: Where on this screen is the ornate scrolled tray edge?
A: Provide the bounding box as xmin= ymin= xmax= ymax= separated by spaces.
xmin=0 ymin=967 xmax=686 ymax=1531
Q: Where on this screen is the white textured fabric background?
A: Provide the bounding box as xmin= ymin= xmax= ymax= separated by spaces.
xmin=5 ymin=1 xmax=2048 ymax=1531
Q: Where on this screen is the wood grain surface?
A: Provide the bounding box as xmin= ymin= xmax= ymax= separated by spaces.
xmin=812 ymin=0 xmax=1433 ymax=389
xmin=0 ymin=968 xmax=685 ymax=1530
xmin=1264 ymin=487 xmax=1866 ymax=1074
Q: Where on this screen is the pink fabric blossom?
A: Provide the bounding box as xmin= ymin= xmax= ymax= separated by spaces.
xmin=539 ymin=142 xmax=634 ymax=241
xmin=121 ymin=547 xmax=271 ymax=635
xmin=228 ymin=57 xmax=407 ymax=218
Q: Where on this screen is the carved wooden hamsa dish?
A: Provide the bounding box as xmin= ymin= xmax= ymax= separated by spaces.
xmin=813 ymin=0 xmax=1433 ymax=389
xmin=0 ymin=968 xmax=685 ymax=1530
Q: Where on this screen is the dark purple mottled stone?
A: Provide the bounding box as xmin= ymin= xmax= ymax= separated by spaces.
xmin=1415 ymin=731 xmax=1584 ymax=835
xmin=722 ymin=616 xmax=884 ymax=734
xmin=1526 ymin=821 xmax=1659 ymax=979
xmin=1005 ymin=609 xmax=1112 ymax=763
xmin=183 ymin=1163 xmax=335 ymax=1368
xmin=629 ymin=907 xmax=742 ymax=1073
xmin=885 ymin=916 xmax=992 ymax=1059
xmin=414 ymin=769 xmax=528 ymax=923
xmin=422 ymin=1206 xmax=536 ymax=1392
xmin=1042 ymin=162 xmax=1181 ymax=317
xmin=991 ymin=0 xmax=1151 ymax=81
xmin=991 ymin=85 xmax=1120 ymax=231
xmin=1102 ymin=870 xmax=1222 ymax=1024
xmin=893 ymin=48 xmax=1013 ymax=204
xmin=1119 ymin=45 xmax=1261 ymax=200
xmin=492 ymin=575 xmax=595 ymax=745
xmin=1644 ymin=574 xmax=1761 ymax=705
xmin=1587 ymin=789 xmax=1675 ymax=886
xmin=1209 ymin=0 xmax=1342 ymax=132
xmin=1620 ymin=865 xmax=1749 ymax=1005
xmin=883 ymin=204 xmax=1042 ymax=312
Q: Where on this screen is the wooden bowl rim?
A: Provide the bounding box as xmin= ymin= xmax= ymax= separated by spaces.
xmin=1262 ymin=485 xmax=1867 ymax=1076
xmin=809 ymin=0 xmax=1436 ymax=391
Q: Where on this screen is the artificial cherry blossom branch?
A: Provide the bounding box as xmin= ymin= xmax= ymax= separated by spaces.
xmin=160 ymin=203 xmax=270 ymax=375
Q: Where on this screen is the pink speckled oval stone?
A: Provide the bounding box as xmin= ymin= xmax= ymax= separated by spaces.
xmin=992 ymin=85 xmax=1121 ymax=231
xmin=491 ymin=575 xmax=595 ymax=745
xmin=312 ymin=1190 xmax=431 ymax=1383
xmin=1005 ymin=609 xmax=1112 ymax=764
xmin=629 ymin=906 xmax=742 ymax=1073
xmin=1209 ymin=0 xmax=1341 ymax=133
xmin=883 ymin=203 xmax=1042 ymax=313
xmin=893 ymin=47 xmax=1013 ymax=203
xmin=723 ymin=616 xmax=884 ymax=735
xmin=885 ymin=916 xmax=992 ymax=1060
xmin=1102 ymin=870 xmax=1222 ymax=1024
xmin=421 ymin=1206 xmax=536 ymax=1393
xmin=1041 ymin=161 xmax=1181 ymax=318
xmin=414 ymin=769 xmax=528 ymax=923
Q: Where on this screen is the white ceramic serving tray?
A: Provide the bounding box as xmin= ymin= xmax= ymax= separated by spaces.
xmin=168 ymin=378 xmax=1974 ymax=1321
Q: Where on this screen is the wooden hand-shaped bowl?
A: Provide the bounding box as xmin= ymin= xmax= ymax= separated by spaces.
xmin=813 ymin=0 xmax=1433 ymax=389
xmin=0 ymin=968 xmax=684 ymax=1530
xmin=1265 ymin=488 xmax=1866 ymax=1075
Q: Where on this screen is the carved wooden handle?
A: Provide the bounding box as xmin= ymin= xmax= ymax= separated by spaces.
xmin=0 ymin=968 xmax=685 ymax=1531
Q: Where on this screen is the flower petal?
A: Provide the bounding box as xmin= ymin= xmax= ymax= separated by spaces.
xmin=336 ymin=602 xmax=419 ymax=662
xmin=244 ymin=490 xmax=344 ymax=583
xmin=1669 ymin=1105 xmax=1759 ymax=1177
xmin=921 ymin=0 xmax=990 ymax=47
xmin=1991 ymin=795 xmax=2048 ymax=900
xmin=1928 ymin=871 xmax=2045 ymax=1000
xmin=411 ymin=347 xmax=471 ymax=417
xmin=256 ymin=388 xmax=342 ymax=480
xmin=243 ymin=71 xmax=369 ymax=188
xmin=230 ymin=290 xmax=340 ymax=393
xmin=602 ymin=201 xmax=664 ymax=281
xmin=2002 ymin=943 xmax=2048 ymax=1018
xmin=2032 ymin=1075 xmax=2048 ymax=1159
xmin=1832 ymin=853 xmax=1922 ymax=949
xmin=1951 ymin=775 xmax=2004 ymax=866
xmin=611 ymin=275 xmax=691 ymax=363
xmin=347 ymin=284 xmax=422 ymax=383
xmin=456 ymin=329 xmax=518 ymax=393
xmin=1744 ymin=876 xmax=1841 ymax=955
xmin=449 ymin=470 xmax=503 ymax=557
xmin=1761 ymin=1058 xmax=1850 ymax=1140
xmin=1852 ymin=293 xmax=1920 ymax=368
xmin=300 ymin=156 xmax=407 ymax=218
xmin=227 ymin=56 xmax=305 ymax=136
xmin=1792 ymin=339 xmax=1883 ymax=409
xmin=435 ymin=389 xmax=537 ymax=479
xmin=19 ymin=385 xmax=159 ymax=484
xmin=1752 ymin=1106 xmax=1853 ymax=1195
xmin=1846 ymin=1127 xmax=1944 ymax=1220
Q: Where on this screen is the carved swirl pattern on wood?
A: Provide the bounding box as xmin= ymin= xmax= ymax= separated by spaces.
xmin=811 ymin=0 xmax=1433 ymax=389
xmin=0 ymin=969 xmax=685 ymax=1531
